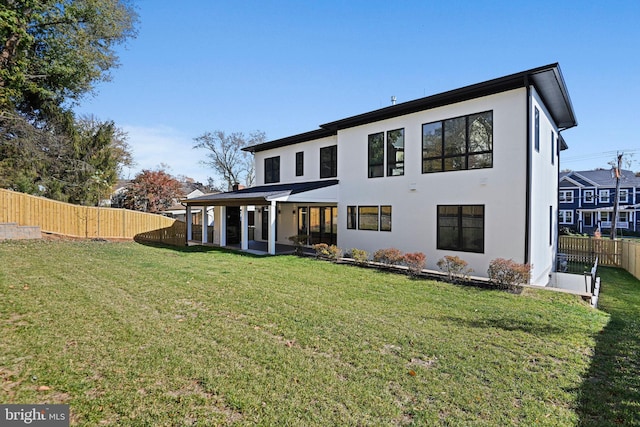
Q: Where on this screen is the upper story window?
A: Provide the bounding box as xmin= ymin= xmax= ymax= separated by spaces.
xmin=368 ymin=129 xmax=405 ymax=178
xmin=599 ymin=189 xmax=610 ymax=203
xmin=368 ymin=133 xmax=384 ymax=178
xmin=320 ymin=145 xmax=337 ymax=178
xmin=295 ymin=152 xmax=304 ymax=177
xmin=534 ymin=107 xmax=540 ymax=152
xmin=559 ymin=190 xmax=573 ymax=203
xmin=422 ymin=111 xmax=492 ymax=174
xmin=550 ymin=131 xmax=555 ymax=165
xmin=264 ymin=156 xmax=280 ymax=184
xmin=387 ymin=129 xmax=404 ymax=176
xmin=618 ymin=189 xmax=629 ymax=203
xmin=584 ymin=190 xmax=594 ymax=203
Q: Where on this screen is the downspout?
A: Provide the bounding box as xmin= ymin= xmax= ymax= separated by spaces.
xmin=524 ymin=78 xmax=531 ymax=264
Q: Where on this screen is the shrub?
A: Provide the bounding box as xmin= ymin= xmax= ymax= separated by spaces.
xmin=403 ymin=252 xmax=426 ymax=276
xmin=288 ymin=234 xmax=309 ymax=255
xmin=372 ymin=248 xmax=404 ymax=265
xmin=487 ymin=258 xmax=531 ymax=291
xmin=436 ymin=255 xmax=473 ymax=283
xmin=312 ymin=243 xmax=342 ymax=260
xmin=349 ymin=248 xmax=369 ymax=265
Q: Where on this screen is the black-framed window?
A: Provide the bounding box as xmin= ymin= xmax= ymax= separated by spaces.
xmin=264 ymin=156 xmax=280 ymax=184
xmin=358 ymin=206 xmax=379 ymax=231
xmin=320 ymin=145 xmax=337 ymax=178
xmin=437 ymin=205 xmax=484 ymax=253
xmin=368 ymin=133 xmax=384 ymax=178
xmin=380 ymin=205 xmax=392 ymax=231
xmin=534 ymin=107 xmax=540 ymax=152
xmin=387 ymin=129 xmax=404 ymax=176
xmin=422 ymin=111 xmax=492 ymax=174
xmin=347 ymin=206 xmax=356 ymax=229
xmin=296 ymin=151 xmax=304 ymax=176
xmin=550 ymin=131 xmax=555 ymax=165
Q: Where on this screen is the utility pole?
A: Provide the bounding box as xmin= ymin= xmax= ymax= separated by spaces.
xmin=610 ymin=152 xmax=623 ymax=240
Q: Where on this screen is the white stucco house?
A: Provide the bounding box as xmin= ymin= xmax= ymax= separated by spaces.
xmin=183 ymin=63 xmax=577 ymax=285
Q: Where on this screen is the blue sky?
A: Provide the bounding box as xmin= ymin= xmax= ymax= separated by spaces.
xmin=75 ymin=0 xmax=640 ymax=184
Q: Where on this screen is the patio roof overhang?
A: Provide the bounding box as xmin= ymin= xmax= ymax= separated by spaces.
xmin=181 ymin=179 xmax=339 ymax=207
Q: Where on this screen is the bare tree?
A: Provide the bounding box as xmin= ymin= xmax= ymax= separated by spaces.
xmin=193 ymin=130 xmax=265 ymax=190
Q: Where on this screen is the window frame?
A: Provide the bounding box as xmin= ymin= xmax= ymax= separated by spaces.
xmin=357 ymin=206 xmax=379 ymax=231
xmin=559 ymin=210 xmax=573 ymax=224
xmin=346 ymin=206 xmax=356 ymax=230
xmin=320 ymin=145 xmax=337 ymax=179
xmin=534 ymin=107 xmax=540 ymax=153
xmin=295 ymin=151 xmax=304 ymax=177
xmin=559 ymin=190 xmax=573 ymax=203
xmin=584 ymin=190 xmax=594 ymax=203
xmin=618 ymin=189 xmax=629 ymax=203
xmin=422 ymin=111 xmax=493 ymax=174
xmin=437 ymin=205 xmax=485 ymax=253
xmin=380 ymin=205 xmax=392 ymax=231
xmin=386 ymin=128 xmax=404 ymax=177
xmin=367 ymin=132 xmax=384 ymax=178
xmin=264 ymin=156 xmax=280 ymax=184
xmin=599 ymin=190 xmax=610 ymax=203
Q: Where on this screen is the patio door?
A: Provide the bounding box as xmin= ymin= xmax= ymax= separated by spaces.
xmin=226 ymin=207 xmax=240 ymax=244
xmin=309 ymin=206 xmax=337 ymax=245
xmin=583 ymin=212 xmax=593 ymax=227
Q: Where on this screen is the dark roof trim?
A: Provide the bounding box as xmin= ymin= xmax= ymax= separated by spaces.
xmin=182 ymin=179 xmax=339 ymax=206
xmin=245 ymin=63 xmax=577 ymax=154
xmin=321 ymin=63 xmax=577 ymax=132
xmin=243 ymin=128 xmax=336 ymax=153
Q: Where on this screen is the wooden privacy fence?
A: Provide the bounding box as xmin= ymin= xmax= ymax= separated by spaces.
xmin=559 ymin=235 xmax=640 ymax=281
xmin=0 ymin=188 xmax=183 ymax=242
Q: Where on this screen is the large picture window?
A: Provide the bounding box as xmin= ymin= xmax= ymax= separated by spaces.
xmin=264 ymin=156 xmax=280 ymax=184
xmin=437 ymin=205 xmax=484 ymax=253
xmin=320 ymin=145 xmax=337 ymax=178
xmin=422 ymin=111 xmax=492 ymax=174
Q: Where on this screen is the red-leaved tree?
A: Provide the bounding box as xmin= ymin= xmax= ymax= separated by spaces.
xmin=122 ymin=169 xmax=182 ymax=213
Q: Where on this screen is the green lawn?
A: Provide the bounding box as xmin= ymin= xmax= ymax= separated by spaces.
xmin=0 ymin=240 xmax=636 ymax=426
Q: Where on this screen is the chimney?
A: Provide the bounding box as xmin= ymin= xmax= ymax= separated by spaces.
xmin=232 ymin=182 xmax=244 ymax=192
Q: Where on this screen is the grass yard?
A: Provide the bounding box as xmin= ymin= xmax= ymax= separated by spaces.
xmin=0 ymin=240 xmax=636 ymax=426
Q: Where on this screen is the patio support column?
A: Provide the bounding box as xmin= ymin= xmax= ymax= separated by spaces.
xmin=241 ymin=205 xmax=249 ymax=250
xmin=186 ymin=205 xmax=193 ymax=242
xmin=219 ymin=206 xmax=227 ymax=247
xmin=201 ymin=205 xmax=208 ymax=243
xmin=268 ymin=200 xmax=276 ymax=255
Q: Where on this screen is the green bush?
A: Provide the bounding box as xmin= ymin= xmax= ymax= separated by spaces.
xmin=313 ymin=243 xmax=342 ymax=260
xmin=349 ymin=248 xmax=369 ymax=264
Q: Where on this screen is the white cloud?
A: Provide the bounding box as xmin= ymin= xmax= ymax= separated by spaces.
xmin=120 ymin=124 xmax=211 ymax=183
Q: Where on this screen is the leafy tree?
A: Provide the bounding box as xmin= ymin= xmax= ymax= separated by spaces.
xmin=1 ymin=0 xmax=138 ymax=118
xmin=121 ymin=169 xmax=182 ymax=213
xmin=0 ymin=111 xmax=132 ymax=204
xmin=193 ymin=130 xmax=265 ymax=190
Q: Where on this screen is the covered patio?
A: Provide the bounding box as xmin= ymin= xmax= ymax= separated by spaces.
xmin=181 ymin=180 xmax=339 ymax=255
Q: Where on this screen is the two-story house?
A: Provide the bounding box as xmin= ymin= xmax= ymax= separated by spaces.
xmin=184 ymin=63 xmax=577 ymax=285
xmin=558 ymin=169 xmax=640 ymax=235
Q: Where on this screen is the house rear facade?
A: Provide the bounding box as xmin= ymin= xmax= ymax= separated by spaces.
xmin=184 ymin=63 xmax=577 ymax=285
